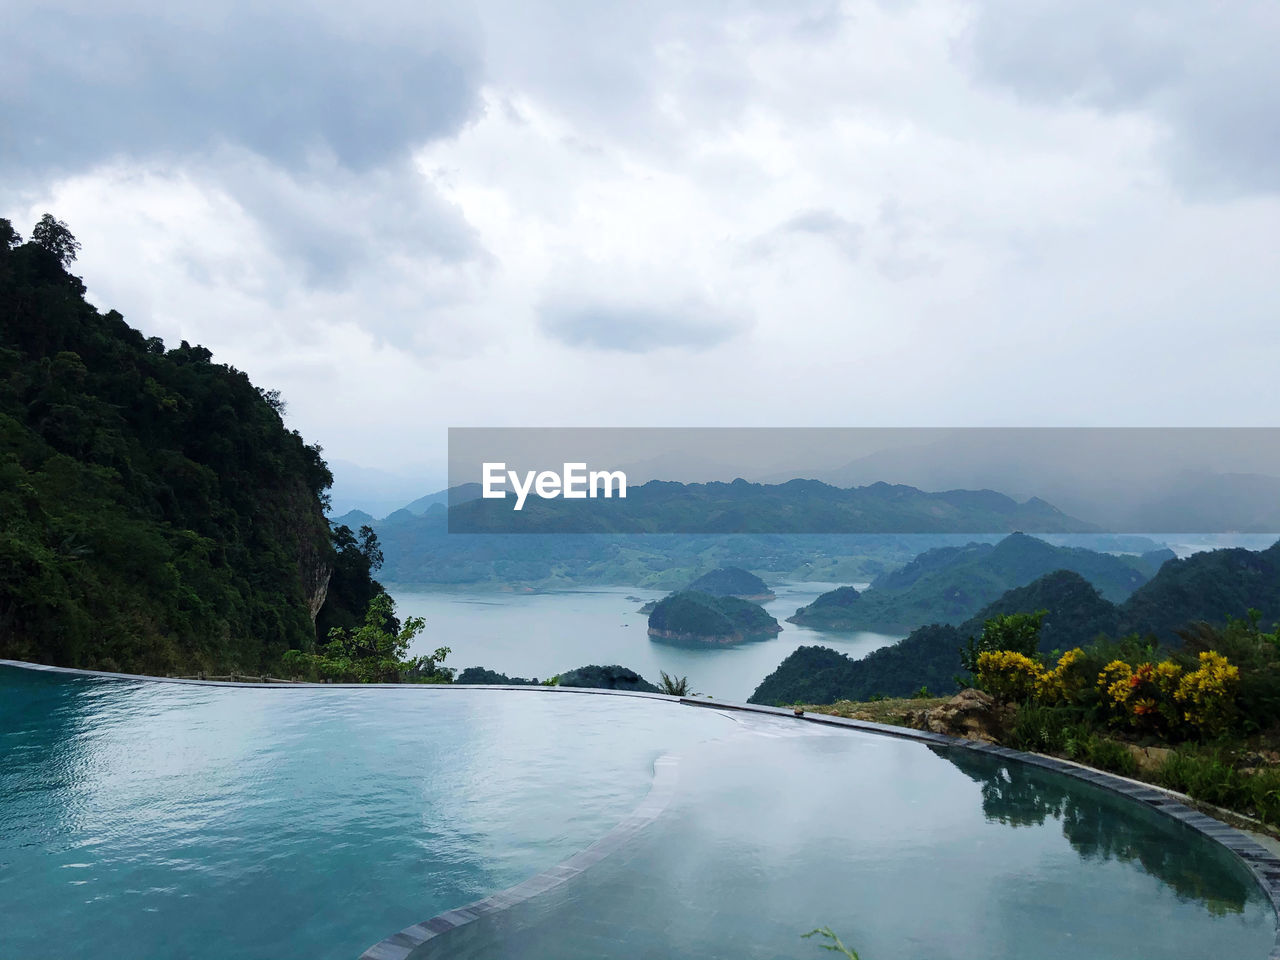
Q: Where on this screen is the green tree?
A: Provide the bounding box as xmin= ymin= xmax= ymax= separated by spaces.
xmin=31 ymin=213 xmax=81 ymax=266
xmin=283 ymin=592 xmax=450 ymax=683
xmin=317 ymin=523 xmax=388 ymax=640
xmin=960 ymin=610 xmax=1047 ymax=675
xmin=657 ymin=670 xmax=697 ymax=696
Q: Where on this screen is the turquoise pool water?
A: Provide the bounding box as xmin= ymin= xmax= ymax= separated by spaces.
xmin=2 ymin=664 xmax=1276 ymax=960
xmin=0 ymin=666 xmax=730 ymax=959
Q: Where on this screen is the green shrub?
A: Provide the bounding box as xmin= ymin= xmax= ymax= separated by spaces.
xmin=1007 ymin=703 xmax=1072 ymax=753
xmin=1153 ymin=747 xmax=1280 ymax=824
xmin=1178 ymin=615 xmax=1280 ymax=733
xmin=961 ymin=611 xmax=1046 ymax=675
xmin=1082 ymin=736 xmax=1138 ymax=777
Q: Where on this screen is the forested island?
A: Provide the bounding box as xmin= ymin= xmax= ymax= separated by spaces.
xmin=786 ymin=586 xmax=864 ymax=629
xmin=685 ymin=566 xmax=775 ymax=600
xmin=457 ymin=664 xmax=662 ymax=692
xmin=639 ymin=565 xmax=775 ymax=612
xmin=0 ymin=217 xmax=389 ymax=676
xmin=648 ymin=591 xmax=781 ymax=644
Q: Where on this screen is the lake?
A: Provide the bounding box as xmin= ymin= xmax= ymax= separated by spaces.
xmin=393 ymin=582 xmax=901 ymax=702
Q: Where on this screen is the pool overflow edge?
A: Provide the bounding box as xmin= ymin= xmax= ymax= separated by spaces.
xmin=2 ymin=660 xmax=1278 ymax=959
xmin=357 ymin=751 xmax=684 ymax=960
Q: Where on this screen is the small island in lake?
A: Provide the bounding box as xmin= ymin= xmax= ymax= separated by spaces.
xmin=786 ymin=585 xmax=863 ymax=629
xmin=685 ymin=566 xmax=776 ymax=601
xmin=648 ymin=591 xmax=782 ymax=644
xmin=637 ymin=566 xmax=775 ymax=614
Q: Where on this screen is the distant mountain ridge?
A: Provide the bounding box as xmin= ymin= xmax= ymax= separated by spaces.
xmin=446 ymin=477 xmax=1094 ymax=535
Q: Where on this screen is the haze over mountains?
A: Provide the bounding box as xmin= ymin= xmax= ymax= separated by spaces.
xmin=810 ymin=432 xmax=1280 ymax=533
xmin=340 ymin=426 xmax=1280 ymax=536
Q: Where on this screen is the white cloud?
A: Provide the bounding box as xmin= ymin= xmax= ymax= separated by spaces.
xmin=4 ymin=0 xmax=1280 ymax=475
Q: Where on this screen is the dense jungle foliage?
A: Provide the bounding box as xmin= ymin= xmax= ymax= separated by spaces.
xmin=0 ymin=216 xmax=378 ymax=675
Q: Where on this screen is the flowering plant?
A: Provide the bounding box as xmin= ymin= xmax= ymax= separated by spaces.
xmin=1175 ymin=651 xmax=1239 ymax=737
xmin=974 ymin=649 xmax=1043 ymax=702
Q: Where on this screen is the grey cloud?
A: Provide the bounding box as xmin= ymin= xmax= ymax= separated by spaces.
xmin=1 ymin=1 xmax=491 ymax=295
xmin=748 ymin=208 xmax=863 ymax=260
xmin=1 ymin=1 xmax=483 ymax=176
xmin=964 ymin=2 xmax=1185 ymax=108
xmin=963 ymin=1 xmax=1280 ymax=196
xmin=539 ymin=298 xmax=748 ymax=353
xmin=212 ymin=153 xmax=484 ymax=286
xmin=778 ymin=209 xmax=863 ymax=257
xmin=475 ymin=0 xmax=848 ymax=153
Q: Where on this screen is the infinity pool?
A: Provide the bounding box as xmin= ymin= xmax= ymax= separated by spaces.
xmin=0 ymin=666 xmax=730 ymax=959
xmin=2 ymin=664 xmax=1276 ymax=960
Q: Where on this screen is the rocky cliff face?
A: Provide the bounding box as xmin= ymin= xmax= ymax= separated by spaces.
xmin=647 ymin=626 xmax=744 ymax=645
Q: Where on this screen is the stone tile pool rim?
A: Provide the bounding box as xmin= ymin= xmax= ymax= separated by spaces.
xmin=6 ymin=658 xmax=1280 ymax=960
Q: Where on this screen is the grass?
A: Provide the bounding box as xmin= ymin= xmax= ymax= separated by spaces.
xmin=1157 ymin=747 xmax=1280 ymax=823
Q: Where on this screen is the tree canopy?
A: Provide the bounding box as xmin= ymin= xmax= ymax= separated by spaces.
xmin=0 ymin=215 xmax=384 ymax=675
xmin=31 ymin=214 xmax=81 ymax=266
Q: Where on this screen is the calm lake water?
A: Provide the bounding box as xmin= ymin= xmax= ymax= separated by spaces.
xmin=393 ymin=582 xmax=900 ymax=701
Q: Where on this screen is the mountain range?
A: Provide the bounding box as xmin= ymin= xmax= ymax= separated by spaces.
xmin=445 ymin=478 xmax=1093 ymax=534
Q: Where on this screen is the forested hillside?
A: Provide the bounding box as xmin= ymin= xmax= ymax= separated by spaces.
xmin=1119 ymin=542 xmax=1280 ymax=643
xmin=754 ymin=570 xmax=1118 ymax=705
xmin=752 ymin=542 xmax=1280 ymax=705
xmin=0 ymin=216 xmax=372 ymax=674
xmin=786 ymin=533 xmax=1153 ymax=632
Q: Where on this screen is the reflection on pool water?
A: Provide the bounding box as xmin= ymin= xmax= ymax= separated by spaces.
xmin=406 ymin=728 xmax=1276 ymax=960
xmin=0 ymin=666 xmax=730 ymax=959
xmin=2 ymin=664 xmax=1276 ymax=960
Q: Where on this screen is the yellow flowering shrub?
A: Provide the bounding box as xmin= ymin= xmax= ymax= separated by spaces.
xmin=1175 ymin=651 xmax=1240 ymax=737
xmin=1099 ymin=660 xmax=1134 ymax=705
xmin=1036 ymin=648 xmax=1089 ymax=704
xmin=1098 ymin=652 xmax=1237 ymax=737
xmin=978 ymin=645 xmax=1240 ymax=739
xmin=974 ymin=650 xmax=1044 ymax=702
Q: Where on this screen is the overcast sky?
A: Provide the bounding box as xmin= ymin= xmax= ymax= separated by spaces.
xmin=4 ymin=0 xmax=1278 ymax=486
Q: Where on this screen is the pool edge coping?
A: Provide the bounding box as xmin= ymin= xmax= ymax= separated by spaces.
xmin=5 ymin=658 xmax=1279 ymax=958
